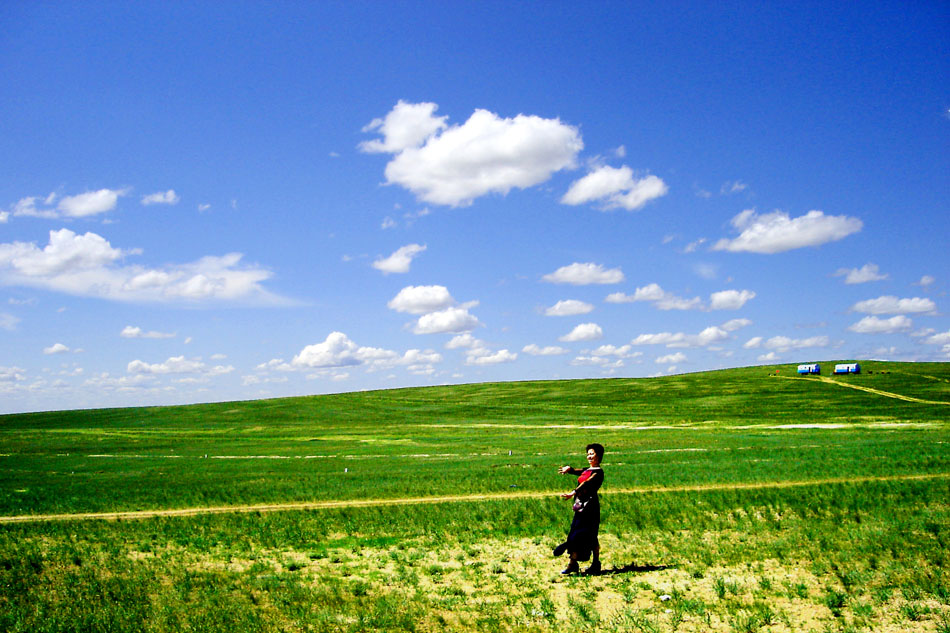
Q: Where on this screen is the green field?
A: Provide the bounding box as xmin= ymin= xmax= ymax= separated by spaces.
xmin=1 ymin=360 xmax=948 ymax=632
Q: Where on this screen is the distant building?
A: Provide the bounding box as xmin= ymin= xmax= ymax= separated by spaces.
xmin=797 ymin=364 xmax=821 ymax=375
xmin=834 ymin=363 xmax=861 ymax=374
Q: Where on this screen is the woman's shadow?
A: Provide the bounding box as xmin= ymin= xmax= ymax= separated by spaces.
xmin=595 ymin=562 xmax=674 ymax=576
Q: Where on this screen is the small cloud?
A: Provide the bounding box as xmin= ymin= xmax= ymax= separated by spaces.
xmin=713 ymin=209 xmax=862 ymax=254
xmin=388 ymin=285 xmax=455 ymax=314
xmin=466 ymin=348 xmax=517 ymax=366
xmin=542 ymin=262 xmax=624 ymax=285
xmin=848 ymin=315 xmax=913 ymax=334
xmin=850 ymin=296 xmax=936 ymax=315
xmin=562 ymin=165 xmax=668 ymax=211
xmin=656 ymin=352 xmax=687 ymax=364
xmin=121 ymin=325 xmax=176 ymax=339
xmin=544 ymin=299 xmax=594 ymax=316
xmin=198 ymin=203 xmax=211 ymax=213
xmin=58 ymin=188 xmax=130 ymax=217
xmin=373 ymin=244 xmax=426 ymax=274
xmin=916 ymin=275 xmax=936 ymax=287
xmin=0 ymin=313 xmax=20 ymax=331
xmin=709 ymin=289 xmax=756 ymax=310
xmin=141 ymin=190 xmax=180 ymax=206
xmin=43 ymin=343 xmax=70 ymax=355
xmin=720 ymin=180 xmax=748 ymax=195
xmin=413 ymin=306 xmax=481 ymax=334
xmin=522 ymin=343 xmax=569 ymax=356
xmin=834 ymin=263 xmax=888 ymax=284
xmin=559 ymin=322 xmax=603 ymax=342
xmin=381 ymin=217 xmax=397 ymax=230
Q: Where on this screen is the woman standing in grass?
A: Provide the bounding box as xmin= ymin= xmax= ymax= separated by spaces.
xmin=554 ymin=443 xmax=605 ymax=575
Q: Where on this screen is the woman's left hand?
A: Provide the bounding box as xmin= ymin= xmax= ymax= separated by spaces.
xmin=560 ymin=491 xmax=575 ymax=499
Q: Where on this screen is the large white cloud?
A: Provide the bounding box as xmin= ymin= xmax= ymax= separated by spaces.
xmin=361 ymin=102 xmax=583 ymax=206
xmin=848 ymin=315 xmax=913 ymax=334
xmin=373 ymin=243 xmax=426 ymax=275
xmin=713 ymin=209 xmax=862 ymax=254
xmin=388 ymin=285 xmax=455 ymax=314
xmin=0 ymin=229 xmax=287 ymax=305
xmin=542 ymin=262 xmax=624 ymax=285
xmin=562 ymin=165 xmax=668 ymax=211
xmin=850 ymin=296 xmax=936 ymax=315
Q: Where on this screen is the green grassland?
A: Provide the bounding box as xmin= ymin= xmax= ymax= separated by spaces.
xmin=1 ymin=360 xmax=948 ymax=632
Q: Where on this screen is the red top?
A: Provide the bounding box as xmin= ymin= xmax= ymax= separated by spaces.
xmin=577 ymin=468 xmax=597 ymax=485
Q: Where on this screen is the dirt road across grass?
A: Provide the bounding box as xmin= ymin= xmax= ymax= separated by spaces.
xmin=787 ymin=374 xmax=950 ymax=405
xmin=3 ymin=472 xmax=948 ymax=525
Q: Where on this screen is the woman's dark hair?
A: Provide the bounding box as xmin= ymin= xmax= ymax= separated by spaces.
xmin=586 ymin=443 xmax=605 ymax=460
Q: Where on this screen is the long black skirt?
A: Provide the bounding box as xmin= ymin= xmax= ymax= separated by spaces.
xmin=564 ymin=499 xmax=600 ymax=561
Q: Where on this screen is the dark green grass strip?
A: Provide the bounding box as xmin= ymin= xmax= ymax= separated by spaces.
xmin=3 ymin=471 xmax=947 ymax=524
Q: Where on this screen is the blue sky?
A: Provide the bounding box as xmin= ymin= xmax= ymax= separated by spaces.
xmin=1 ymin=1 xmax=947 ymax=413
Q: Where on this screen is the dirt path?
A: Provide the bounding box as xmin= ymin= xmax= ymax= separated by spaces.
xmin=2 ymin=472 xmax=947 ymax=525
xmin=783 ymin=375 xmax=950 ymax=405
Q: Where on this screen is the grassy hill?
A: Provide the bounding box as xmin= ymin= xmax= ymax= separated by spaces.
xmin=1 ymin=361 xmax=948 ymax=631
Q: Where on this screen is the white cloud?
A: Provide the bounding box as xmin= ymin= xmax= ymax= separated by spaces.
xmin=0 ymin=313 xmax=20 ymax=331
xmin=141 ymin=190 xmax=180 ymax=206
xmin=413 ymin=306 xmax=481 ymax=334
xmin=561 ymin=165 xmax=668 ymax=211
xmin=43 ymin=343 xmax=70 ymax=355
xmin=361 ymin=102 xmax=583 ymax=206
xmin=713 ymin=209 xmax=863 ymax=254
xmin=542 ymin=262 xmax=624 ymax=285
xmin=466 ymin=348 xmax=517 ymax=365
xmin=916 ymin=275 xmax=935 ymax=287
xmin=446 ymin=333 xmax=479 ymax=349
xmin=743 ymin=336 xmax=764 ymax=349
xmin=656 ymin=352 xmax=687 ymax=364
xmin=120 ymin=326 xmax=176 ymax=339
xmin=128 ymin=355 xmax=234 ymax=376
xmin=631 ymin=325 xmax=732 ymax=348
xmin=359 ymin=101 xmax=448 ymax=154
xmin=588 ymin=344 xmax=641 ymax=358
xmin=850 ymin=296 xmax=936 ymax=315
xmin=58 ymin=188 xmax=129 ymax=217
xmin=709 ymin=289 xmax=756 ymax=310
xmin=755 ymin=335 xmax=831 ymax=352
xmin=834 ymin=263 xmax=888 ymax=284
xmin=721 ymin=318 xmax=753 ymax=332
xmin=924 ymin=330 xmax=950 ymax=345
xmin=0 ymin=229 xmax=286 ymax=305
xmin=848 ymin=315 xmax=913 ymax=334
xmin=292 ymin=332 xmax=371 ymax=368
xmin=522 ymin=343 xmax=569 ymax=356
xmin=373 ymin=243 xmax=426 ymax=274
xmin=721 ymin=180 xmax=748 ymax=194
xmin=388 ymin=285 xmax=455 ymax=314
xmin=544 ymin=299 xmax=594 ymax=316
xmin=559 ymin=322 xmax=603 ymax=342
